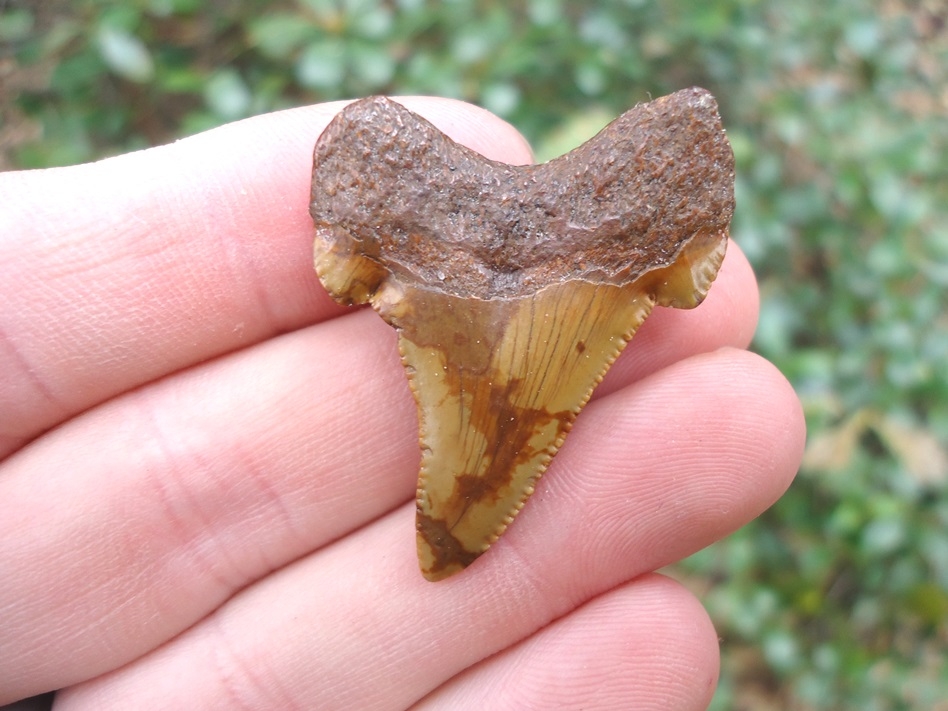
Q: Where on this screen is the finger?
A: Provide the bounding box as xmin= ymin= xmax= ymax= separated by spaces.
xmin=53 ymin=349 xmax=802 ymax=710
xmin=0 ymin=246 xmax=759 ymax=702
xmin=0 ymin=310 xmax=411 ymax=703
xmin=599 ymin=239 xmax=758 ymax=396
xmin=413 ymin=575 xmax=718 ymax=711
xmin=0 ymin=98 xmax=533 ymax=457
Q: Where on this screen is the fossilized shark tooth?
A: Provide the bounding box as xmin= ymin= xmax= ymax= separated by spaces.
xmin=309 ymin=87 xmax=735 ymax=581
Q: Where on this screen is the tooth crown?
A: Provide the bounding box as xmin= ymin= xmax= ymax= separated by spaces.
xmin=310 ymin=88 xmax=735 ymax=581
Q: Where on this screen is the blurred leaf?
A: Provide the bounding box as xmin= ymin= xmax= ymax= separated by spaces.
xmin=349 ymin=42 xmax=395 ymax=89
xmin=351 ymin=4 xmax=393 ymax=39
xmin=0 ymin=6 xmax=33 ymax=41
xmin=248 ymin=14 xmax=315 ymax=59
xmin=296 ymin=39 xmax=346 ymax=90
xmin=802 ymin=410 xmax=868 ymax=473
xmin=527 ymin=0 xmax=562 ymax=26
xmin=874 ymin=415 xmax=948 ymax=486
xmin=480 ymin=81 xmax=520 ymax=117
xmin=204 ymin=68 xmax=252 ymax=119
xmin=532 ymin=106 xmax=613 ymax=163
xmin=573 ymin=60 xmax=607 ymax=96
xmin=96 ymin=25 xmax=154 ymax=83
xmin=146 ymin=0 xmax=202 ymax=14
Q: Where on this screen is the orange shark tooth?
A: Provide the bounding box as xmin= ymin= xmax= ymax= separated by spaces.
xmin=309 ymin=88 xmax=735 ymax=581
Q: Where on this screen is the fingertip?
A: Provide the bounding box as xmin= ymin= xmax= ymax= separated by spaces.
xmin=521 ymin=345 xmax=805 ymax=581
xmin=629 ymin=573 xmax=721 ymax=709
xmin=743 ymin=347 xmax=807 ymax=482
xmin=714 ymin=239 xmax=760 ymax=347
xmin=669 ymin=347 xmax=805 ymax=521
xmin=662 ymin=237 xmax=760 ymax=352
xmin=599 ymin=238 xmax=761 ymax=394
xmin=416 ymin=573 xmax=720 ymax=711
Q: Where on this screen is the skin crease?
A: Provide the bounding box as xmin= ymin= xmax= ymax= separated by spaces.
xmin=0 ymin=97 xmax=805 ymax=710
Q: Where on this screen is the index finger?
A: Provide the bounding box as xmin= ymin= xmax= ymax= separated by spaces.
xmin=0 ymin=98 xmax=534 ymax=457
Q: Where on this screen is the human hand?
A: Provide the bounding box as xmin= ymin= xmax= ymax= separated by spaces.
xmin=0 ymin=98 xmax=804 ymax=710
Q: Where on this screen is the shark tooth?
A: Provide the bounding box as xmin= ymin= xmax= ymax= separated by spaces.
xmin=309 ymin=88 xmax=735 ymax=581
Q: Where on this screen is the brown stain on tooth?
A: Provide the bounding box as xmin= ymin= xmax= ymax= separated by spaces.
xmin=310 ymin=88 xmax=735 ymax=581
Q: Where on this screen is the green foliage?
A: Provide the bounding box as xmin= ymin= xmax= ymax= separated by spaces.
xmin=3 ymin=0 xmax=946 ymax=707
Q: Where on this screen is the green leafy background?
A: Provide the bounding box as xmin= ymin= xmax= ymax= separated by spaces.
xmin=2 ymin=1 xmax=946 ymax=708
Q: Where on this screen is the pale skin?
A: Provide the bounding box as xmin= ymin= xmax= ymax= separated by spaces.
xmin=0 ymin=97 xmax=805 ymax=710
